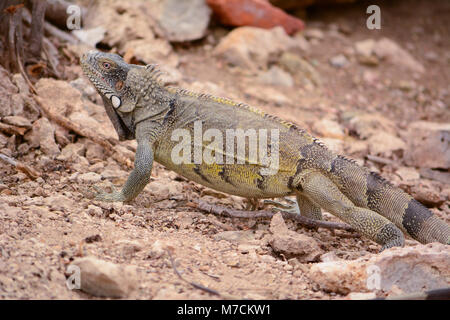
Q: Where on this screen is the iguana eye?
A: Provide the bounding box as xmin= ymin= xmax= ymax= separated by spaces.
xmin=102 ymin=62 xmax=111 ymax=69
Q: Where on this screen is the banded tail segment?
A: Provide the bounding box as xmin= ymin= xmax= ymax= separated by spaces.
xmin=328 ymin=154 xmax=450 ymax=244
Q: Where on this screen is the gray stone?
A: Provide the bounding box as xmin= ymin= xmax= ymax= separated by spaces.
xmin=69 ymin=256 xmax=138 ymax=298
xmin=214 ymin=230 xmax=256 ymax=245
xmin=329 ymin=54 xmax=349 ymax=68
xmin=258 ymin=66 xmax=294 ymax=87
xmin=214 ymin=26 xmax=301 ymax=70
xmin=24 ymin=117 xmax=60 ymax=156
xmin=77 ymin=172 xmax=102 ymax=184
xmin=404 ymin=121 xmax=450 ymax=169
xmin=269 ymin=213 xmax=323 ymax=262
xmin=2 ymin=116 xmax=32 ymax=128
xmin=374 ymin=37 xmax=425 ymax=73
xmin=158 ymin=0 xmax=211 ymax=42
xmin=309 ymin=243 xmax=450 ymax=295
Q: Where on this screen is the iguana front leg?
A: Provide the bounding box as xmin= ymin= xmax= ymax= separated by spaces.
xmin=95 ymin=135 xmax=154 ymax=202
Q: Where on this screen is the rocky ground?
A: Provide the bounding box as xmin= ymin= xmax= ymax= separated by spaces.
xmin=0 ymin=0 xmax=449 ymax=299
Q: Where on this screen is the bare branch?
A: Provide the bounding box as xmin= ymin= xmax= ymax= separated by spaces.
xmin=29 ymin=0 xmax=47 ymax=60
xmin=0 ymin=152 xmax=41 ymax=179
xmin=196 ymin=200 xmax=356 ymax=232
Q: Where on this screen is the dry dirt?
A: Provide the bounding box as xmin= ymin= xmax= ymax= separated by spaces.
xmin=0 ymin=0 xmax=449 ymax=299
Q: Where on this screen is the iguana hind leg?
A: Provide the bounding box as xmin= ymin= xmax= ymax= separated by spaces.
xmin=296 ymin=171 xmax=404 ymax=250
xmin=296 ymin=194 xmax=322 ymax=220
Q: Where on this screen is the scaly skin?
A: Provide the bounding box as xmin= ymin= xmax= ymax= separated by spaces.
xmin=81 ymin=50 xmax=450 ymax=250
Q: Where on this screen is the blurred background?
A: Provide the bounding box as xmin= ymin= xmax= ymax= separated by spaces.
xmin=0 ymin=0 xmax=449 ymax=300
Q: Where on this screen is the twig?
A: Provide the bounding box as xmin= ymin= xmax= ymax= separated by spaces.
xmin=42 ymin=37 xmax=62 ymax=78
xmin=34 ymin=96 xmax=133 ymax=168
xmin=0 ymin=122 xmax=27 ymax=136
xmin=366 ymin=154 xmax=394 ymax=166
xmin=7 ymin=3 xmax=21 ymax=72
xmin=21 ymin=6 xmax=79 ymax=45
xmin=166 ymin=250 xmax=221 ymax=297
xmin=17 ymin=47 xmax=37 ymax=94
xmin=0 ymin=152 xmax=40 ymax=179
xmin=44 ymin=20 xmax=79 ymax=44
xmin=207 ymin=215 xmax=234 ymax=231
xmin=196 ymin=200 xmax=356 ymax=232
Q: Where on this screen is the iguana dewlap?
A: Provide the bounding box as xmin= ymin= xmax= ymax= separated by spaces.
xmin=81 ymin=50 xmax=450 ymax=251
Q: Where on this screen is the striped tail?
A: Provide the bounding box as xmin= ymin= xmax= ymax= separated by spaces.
xmin=327 ymin=155 xmax=450 ymax=244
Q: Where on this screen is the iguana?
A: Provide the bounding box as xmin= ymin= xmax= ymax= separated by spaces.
xmin=81 ymin=50 xmax=450 ymax=251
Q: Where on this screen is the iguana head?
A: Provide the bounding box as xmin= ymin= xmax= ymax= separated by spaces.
xmin=81 ymin=50 xmax=139 ymax=112
xmin=81 ymin=50 xmax=144 ymax=140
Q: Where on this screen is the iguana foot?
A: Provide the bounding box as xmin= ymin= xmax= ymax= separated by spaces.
xmin=377 ymin=223 xmax=405 ymax=251
xmin=264 ymin=197 xmax=300 ymax=214
xmin=244 ymin=198 xmax=263 ymax=210
xmin=93 ymin=185 xmax=126 ymax=202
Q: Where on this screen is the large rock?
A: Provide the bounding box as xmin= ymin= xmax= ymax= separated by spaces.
xmin=69 ymin=256 xmax=138 ymax=298
xmin=84 ymin=0 xmax=156 ymax=49
xmin=374 ymin=38 xmax=425 ymax=73
xmin=342 ymin=112 xmax=397 ymax=140
xmin=403 ymin=121 xmax=450 ymax=169
xmin=24 ymin=118 xmax=60 ymax=156
xmin=83 ymin=0 xmax=178 ymax=66
xmin=214 ymin=26 xmax=302 ymax=70
xmin=269 ymin=213 xmax=323 ymax=262
xmin=122 ymin=39 xmax=179 ymax=67
xmin=309 ymin=243 xmax=450 ymax=295
xmin=207 ymin=0 xmax=304 ymax=35
xmin=354 ymin=37 xmax=425 ymax=73
xmin=35 ymin=78 xmax=117 ymax=141
xmin=158 ymin=0 xmax=211 ymax=42
xmin=366 ymin=132 xmax=406 ymax=158
xmin=35 ymin=78 xmax=84 ymax=115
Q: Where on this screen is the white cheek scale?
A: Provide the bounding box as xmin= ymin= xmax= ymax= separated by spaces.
xmin=111 ymin=95 xmax=121 ymax=109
